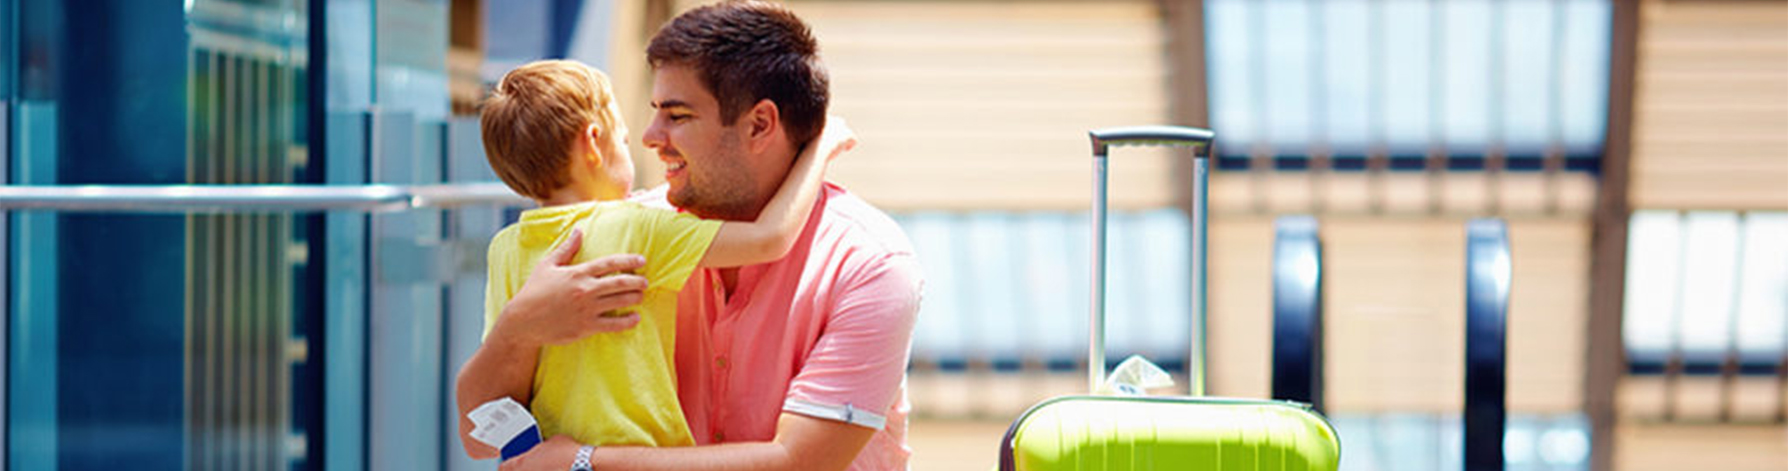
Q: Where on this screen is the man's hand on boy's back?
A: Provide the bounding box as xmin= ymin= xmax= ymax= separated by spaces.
xmin=459 ymin=230 xmax=646 ymax=461
xmin=494 ymin=228 xmax=650 ymax=347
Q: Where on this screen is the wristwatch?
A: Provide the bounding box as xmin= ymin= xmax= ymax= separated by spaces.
xmin=570 ymin=445 xmax=595 ymax=471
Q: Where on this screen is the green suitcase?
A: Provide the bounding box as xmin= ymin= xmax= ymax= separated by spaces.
xmin=997 ymin=127 xmax=1341 ymax=471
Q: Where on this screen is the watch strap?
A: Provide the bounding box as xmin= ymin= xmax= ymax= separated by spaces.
xmin=570 ymin=444 xmax=595 ymax=471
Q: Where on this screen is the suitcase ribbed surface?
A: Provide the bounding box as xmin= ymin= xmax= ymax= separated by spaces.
xmin=1002 ymin=396 xmax=1340 ymax=471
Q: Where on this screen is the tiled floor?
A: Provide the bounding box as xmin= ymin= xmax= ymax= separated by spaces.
xmin=909 ymin=419 xmax=1010 ymax=471
xmin=1326 ymin=413 xmax=1589 ymax=471
xmin=1615 ymin=422 xmax=1788 ymax=471
xmin=909 ymin=417 xmax=1788 ymax=471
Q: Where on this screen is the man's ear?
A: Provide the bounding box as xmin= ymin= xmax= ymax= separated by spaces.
xmin=746 ymin=99 xmax=782 ymax=154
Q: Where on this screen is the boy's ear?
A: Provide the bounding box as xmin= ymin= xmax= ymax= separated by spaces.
xmin=583 ymin=122 xmax=605 ymax=166
xmin=746 ymin=99 xmax=781 ymax=154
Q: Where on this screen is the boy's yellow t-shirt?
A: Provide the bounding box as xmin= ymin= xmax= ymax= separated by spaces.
xmin=483 ymin=200 xmax=721 ymax=447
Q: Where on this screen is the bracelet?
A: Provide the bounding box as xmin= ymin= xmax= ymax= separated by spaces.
xmin=570 ymin=444 xmax=595 ymax=471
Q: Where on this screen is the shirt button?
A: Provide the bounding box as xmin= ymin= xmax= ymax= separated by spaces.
xmin=715 ymin=356 xmax=729 ymax=370
xmin=713 ymin=431 xmax=726 ymax=443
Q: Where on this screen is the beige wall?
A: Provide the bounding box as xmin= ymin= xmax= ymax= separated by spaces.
xmin=625 ymin=1 xmax=1177 ymax=211
xmin=1631 ymin=0 xmax=1788 ymax=210
xmin=748 ymin=0 xmax=1175 ymax=211
xmin=1210 ymin=172 xmax=1600 ymax=216
xmin=607 ymin=0 xmax=664 ymax=193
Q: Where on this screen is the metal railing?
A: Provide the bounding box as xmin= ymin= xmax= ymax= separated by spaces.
xmin=0 ymin=181 xmax=528 ymax=471
xmin=0 ymin=182 xmax=527 ymax=213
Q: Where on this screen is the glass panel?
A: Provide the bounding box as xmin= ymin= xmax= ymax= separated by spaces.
xmin=369 ymin=1 xmax=452 ymax=469
xmin=7 ymin=0 xmax=62 ymax=438
xmin=1676 ymin=212 xmax=1742 ymax=362
xmin=369 ymin=110 xmax=449 ymax=471
xmin=322 ymin=1 xmax=376 ymax=468
xmin=191 ymin=2 xmax=309 ymax=470
xmin=376 ymin=0 xmax=450 ymax=120
xmin=2 ymin=0 xmax=518 ymax=469
xmin=1734 ymin=214 xmax=1788 ymax=365
xmin=902 ymin=210 xmax=1186 ymax=371
xmin=1623 ymin=211 xmax=1682 ymax=367
xmin=1625 ymin=210 xmax=1788 ymax=371
xmin=1 ymin=2 xmax=10 ymax=457
xmin=1 ymin=0 xmax=11 ymax=98
xmin=1205 ymin=0 xmax=1612 ymax=164
xmin=9 ymin=94 xmax=61 ymax=471
xmin=5 ymin=0 xmax=309 ymax=469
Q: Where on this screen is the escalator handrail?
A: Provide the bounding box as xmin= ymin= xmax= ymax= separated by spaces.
xmin=1271 ymin=215 xmax=1324 ymax=412
xmin=1464 ymin=218 xmax=1511 ymax=471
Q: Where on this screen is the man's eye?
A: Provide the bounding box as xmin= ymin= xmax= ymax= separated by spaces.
xmin=669 ymin=114 xmax=691 ymax=122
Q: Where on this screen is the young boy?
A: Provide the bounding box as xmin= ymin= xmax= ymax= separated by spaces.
xmin=464 ymin=60 xmax=845 ymax=452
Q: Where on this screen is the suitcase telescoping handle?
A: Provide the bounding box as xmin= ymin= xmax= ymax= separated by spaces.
xmin=1087 ymin=126 xmax=1215 ymax=397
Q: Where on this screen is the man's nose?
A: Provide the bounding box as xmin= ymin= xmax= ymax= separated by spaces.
xmin=641 ymin=119 xmax=666 ymax=150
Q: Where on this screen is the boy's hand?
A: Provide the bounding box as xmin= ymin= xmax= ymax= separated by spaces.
xmin=496 ymin=229 xmax=648 ymax=347
xmin=816 ymin=115 xmax=858 ymax=162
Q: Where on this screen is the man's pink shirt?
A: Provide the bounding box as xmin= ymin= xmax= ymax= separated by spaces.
xmin=637 ymin=183 xmax=922 ymax=470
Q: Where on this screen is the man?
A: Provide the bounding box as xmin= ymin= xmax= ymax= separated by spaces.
xmin=459 ymin=2 xmax=922 ymax=470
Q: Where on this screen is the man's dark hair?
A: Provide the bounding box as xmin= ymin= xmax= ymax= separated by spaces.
xmin=647 ymin=0 xmax=829 ymax=149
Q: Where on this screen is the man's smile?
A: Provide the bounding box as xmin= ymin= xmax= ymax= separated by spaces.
xmin=661 ymin=155 xmax=688 ymax=180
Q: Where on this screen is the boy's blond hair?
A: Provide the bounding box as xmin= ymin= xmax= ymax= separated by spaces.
xmin=481 ymin=60 xmax=625 ymax=200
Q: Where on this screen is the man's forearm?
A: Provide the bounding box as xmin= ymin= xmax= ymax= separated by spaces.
xmin=455 ymin=326 xmax=542 ymax=459
xmin=584 ymin=414 xmax=873 ymax=471
xmin=589 ymin=441 xmax=793 ymax=471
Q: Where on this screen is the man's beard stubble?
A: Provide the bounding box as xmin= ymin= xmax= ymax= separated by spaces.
xmin=668 ymin=130 xmax=761 ymax=222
